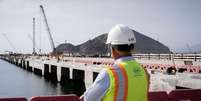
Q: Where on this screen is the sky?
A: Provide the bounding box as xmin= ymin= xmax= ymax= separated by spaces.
xmin=0 ymin=0 xmax=201 ymax=53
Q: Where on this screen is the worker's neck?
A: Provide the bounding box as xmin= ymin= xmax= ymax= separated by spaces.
xmin=114 ymin=54 xmax=132 ymax=60
xmin=111 ymin=49 xmax=132 ymax=60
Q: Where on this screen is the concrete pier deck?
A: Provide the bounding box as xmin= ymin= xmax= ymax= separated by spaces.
xmin=0 ymin=54 xmax=201 ymax=94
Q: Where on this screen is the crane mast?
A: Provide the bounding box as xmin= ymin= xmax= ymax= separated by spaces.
xmin=40 ymin=5 xmax=56 ymax=53
xmin=33 ymin=17 xmax=36 ymax=54
xmin=28 ymin=34 xmax=40 ymax=53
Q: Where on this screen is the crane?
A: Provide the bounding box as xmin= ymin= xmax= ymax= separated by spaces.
xmin=1 ymin=33 xmax=17 ymax=53
xmin=27 ymin=34 xmax=41 ymax=53
xmin=33 ymin=17 xmax=36 ymax=54
xmin=40 ymin=5 xmax=56 ymax=53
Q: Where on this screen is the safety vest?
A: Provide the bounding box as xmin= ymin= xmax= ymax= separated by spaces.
xmin=102 ymin=60 xmax=148 ymax=101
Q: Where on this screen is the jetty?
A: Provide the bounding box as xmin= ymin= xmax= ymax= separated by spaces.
xmin=0 ymin=53 xmax=201 ymax=100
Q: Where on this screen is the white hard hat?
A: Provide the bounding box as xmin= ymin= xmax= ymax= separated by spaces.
xmin=106 ymin=24 xmax=136 ymax=45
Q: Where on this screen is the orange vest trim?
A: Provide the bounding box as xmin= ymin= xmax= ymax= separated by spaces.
xmin=118 ymin=63 xmax=128 ymax=101
xmin=108 ymin=66 xmax=119 ymax=101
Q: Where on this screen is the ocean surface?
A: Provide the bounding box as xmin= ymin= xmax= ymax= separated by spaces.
xmin=0 ymin=59 xmax=67 ymax=99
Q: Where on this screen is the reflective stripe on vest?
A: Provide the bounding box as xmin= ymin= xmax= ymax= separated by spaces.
xmin=108 ymin=65 xmax=119 ymax=101
xmin=103 ymin=60 xmax=148 ymax=101
xmin=118 ymin=63 xmax=128 ymax=101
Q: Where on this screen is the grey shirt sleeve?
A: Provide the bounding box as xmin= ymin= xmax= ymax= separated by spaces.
xmin=84 ymin=69 xmax=110 ymax=101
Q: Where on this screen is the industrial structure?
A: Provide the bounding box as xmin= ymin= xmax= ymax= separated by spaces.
xmin=40 ymin=5 xmax=56 ymax=53
xmin=0 ymin=4 xmax=201 ymax=101
xmin=0 ymin=53 xmax=201 ymax=100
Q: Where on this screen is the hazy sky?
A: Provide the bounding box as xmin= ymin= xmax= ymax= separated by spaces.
xmin=0 ymin=0 xmax=201 ymax=53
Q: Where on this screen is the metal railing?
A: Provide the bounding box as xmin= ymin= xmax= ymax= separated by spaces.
xmin=133 ymin=53 xmax=201 ymax=61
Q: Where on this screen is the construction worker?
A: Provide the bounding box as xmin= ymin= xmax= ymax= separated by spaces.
xmin=82 ymin=24 xmax=150 ymax=101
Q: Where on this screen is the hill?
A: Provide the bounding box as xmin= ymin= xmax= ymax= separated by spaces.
xmin=55 ymin=30 xmax=170 ymax=56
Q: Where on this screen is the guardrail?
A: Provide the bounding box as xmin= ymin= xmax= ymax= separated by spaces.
xmin=133 ymin=53 xmax=201 ymax=61
xmin=142 ymin=63 xmax=201 ymax=74
xmin=1 ymin=89 xmax=200 ymax=101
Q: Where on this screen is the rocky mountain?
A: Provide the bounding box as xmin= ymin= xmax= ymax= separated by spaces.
xmin=133 ymin=30 xmax=170 ymax=53
xmin=55 ymin=43 xmax=78 ymax=53
xmin=55 ymin=30 xmax=170 ymax=56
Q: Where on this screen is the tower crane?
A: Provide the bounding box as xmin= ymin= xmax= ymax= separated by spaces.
xmin=39 ymin=5 xmax=56 ymax=53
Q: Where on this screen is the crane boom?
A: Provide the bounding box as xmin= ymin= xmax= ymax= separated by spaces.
xmin=40 ymin=5 xmax=56 ymax=52
xmin=1 ymin=33 xmax=17 ymax=53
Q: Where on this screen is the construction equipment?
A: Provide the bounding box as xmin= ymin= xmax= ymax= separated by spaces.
xmin=39 ymin=5 xmax=56 ymax=53
xmin=32 ymin=17 xmax=36 ymax=54
xmin=1 ymin=33 xmax=17 ymax=53
xmin=27 ymin=34 xmax=40 ymax=53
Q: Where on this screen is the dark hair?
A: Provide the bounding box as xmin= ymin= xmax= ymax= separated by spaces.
xmin=111 ymin=44 xmax=134 ymax=52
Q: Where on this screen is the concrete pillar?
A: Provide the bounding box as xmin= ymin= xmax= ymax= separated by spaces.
xmin=26 ymin=61 xmax=29 ymax=70
xmin=49 ymin=64 xmax=51 ymax=73
xmin=21 ymin=59 xmax=24 ymax=68
xmin=18 ymin=59 xmax=21 ymax=66
xmin=24 ymin=60 xmax=27 ymax=69
xmin=41 ymin=64 xmax=45 ymax=76
xmin=85 ymin=69 xmax=93 ymax=89
xmin=32 ymin=62 xmax=34 ymax=72
xmin=32 ymin=61 xmax=35 ymax=72
xmin=13 ymin=58 xmax=15 ymax=64
xmin=57 ymin=66 xmax=61 ymax=82
xmin=70 ymin=68 xmax=73 ymax=79
xmin=21 ymin=59 xmax=23 ymax=67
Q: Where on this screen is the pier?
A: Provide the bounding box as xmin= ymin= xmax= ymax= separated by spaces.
xmin=0 ymin=53 xmax=201 ymax=90
xmin=0 ymin=53 xmax=201 ymax=100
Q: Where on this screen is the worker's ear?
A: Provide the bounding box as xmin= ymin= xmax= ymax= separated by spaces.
xmin=111 ymin=47 xmax=116 ymax=58
xmin=111 ymin=47 xmax=119 ymax=58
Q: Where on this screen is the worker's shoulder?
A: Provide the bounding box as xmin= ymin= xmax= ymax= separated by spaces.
xmin=94 ymin=68 xmax=110 ymax=83
xmin=102 ymin=65 xmax=122 ymax=76
xmin=103 ymin=64 xmax=119 ymax=70
xmin=128 ymin=60 xmax=142 ymax=67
